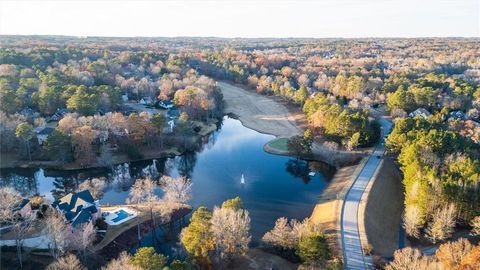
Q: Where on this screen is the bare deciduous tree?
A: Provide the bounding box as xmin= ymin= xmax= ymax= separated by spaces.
xmin=470 ymin=216 xmax=480 ymax=235
xmin=71 ymin=222 xmax=96 ymax=261
xmin=101 ymin=252 xmax=139 ymax=270
xmin=160 ymin=176 xmax=192 ymax=205
xmin=77 ymin=178 xmax=106 ymax=200
xmin=262 ymin=217 xmax=323 ymax=251
xmin=12 ymin=211 xmax=36 ymax=268
xmin=211 ymin=206 xmax=251 ymax=261
xmin=386 ymin=247 xmax=439 ymax=270
xmin=0 ymin=187 xmax=36 ymax=268
xmin=44 ymin=209 xmax=73 ymax=259
xmin=262 ymin=217 xmax=297 ymax=250
xmin=0 ymin=187 xmax=22 ymax=222
xmin=403 ymin=204 xmax=422 ymax=238
xmin=46 ymin=253 xmax=86 ymax=270
xmin=426 ymin=203 xmax=457 ymax=243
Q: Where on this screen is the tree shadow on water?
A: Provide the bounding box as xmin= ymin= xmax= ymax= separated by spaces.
xmin=285 ymin=158 xmax=311 ymax=184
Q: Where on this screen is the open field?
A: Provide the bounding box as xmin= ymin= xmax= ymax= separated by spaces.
xmin=219 ymin=81 xmax=303 ymax=137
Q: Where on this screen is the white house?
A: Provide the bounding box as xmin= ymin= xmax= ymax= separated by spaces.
xmin=409 ymin=108 xmax=431 ymax=119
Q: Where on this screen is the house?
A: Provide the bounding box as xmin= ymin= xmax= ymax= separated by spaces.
xmin=13 ymin=199 xmax=32 ymax=218
xmin=139 ymin=98 xmax=153 ymax=106
xmin=157 ymin=100 xmax=175 ymax=110
xmin=449 ymin=110 xmax=466 ymax=120
xmin=50 ymin=108 xmax=68 ymax=121
xmin=20 ymin=108 xmax=40 ymax=119
xmin=409 ymin=108 xmax=431 ymax=118
xmin=52 ymin=190 xmax=100 ymax=227
xmin=35 ymin=127 xmax=55 ymax=145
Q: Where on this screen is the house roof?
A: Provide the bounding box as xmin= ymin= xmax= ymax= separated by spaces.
xmin=13 ymin=199 xmax=30 ymax=212
xmin=52 ymin=190 xmax=97 ymax=226
xmin=37 ymin=127 xmax=55 ymax=135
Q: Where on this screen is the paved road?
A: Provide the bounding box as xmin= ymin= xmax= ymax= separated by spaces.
xmin=341 ymin=117 xmax=392 ymax=270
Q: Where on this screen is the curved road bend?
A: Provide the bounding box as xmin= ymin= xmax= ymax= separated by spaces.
xmin=341 ymin=117 xmax=392 ymax=270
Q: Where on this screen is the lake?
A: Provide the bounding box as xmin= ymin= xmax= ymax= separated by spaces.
xmin=0 ymin=116 xmax=334 ymax=243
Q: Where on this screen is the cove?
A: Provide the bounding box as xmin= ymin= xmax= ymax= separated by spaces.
xmin=0 ymin=116 xmax=335 ymax=243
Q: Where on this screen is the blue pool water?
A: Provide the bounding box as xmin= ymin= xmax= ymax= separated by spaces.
xmin=112 ymin=209 xmax=129 ymax=223
xmin=0 ymin=116 xmax=335 ymax=241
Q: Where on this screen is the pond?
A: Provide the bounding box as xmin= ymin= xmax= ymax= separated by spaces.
xmin=0 ymin=116 xmax=335 ymax=244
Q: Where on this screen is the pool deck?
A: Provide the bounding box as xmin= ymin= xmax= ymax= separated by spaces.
xmin=94 ymin=203 xmax=192 ymax=252
xmin=103 ymin=207 xmax=138 ymax=226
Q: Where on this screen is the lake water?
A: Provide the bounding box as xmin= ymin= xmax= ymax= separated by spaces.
xmin=0 ymin=116 xmax=334 ymax=243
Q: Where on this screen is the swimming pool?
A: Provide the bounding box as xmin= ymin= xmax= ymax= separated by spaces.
xmin=112 ymin=209 xmax=129 ymax=223
xmin=103 ymin=207 xmax=137 ymax=225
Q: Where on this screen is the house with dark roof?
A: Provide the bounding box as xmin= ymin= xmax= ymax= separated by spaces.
xmin=50 ymin=108 xmax=69 ymax=122
xmin=13 ymin=199 xmax=32 ymax=218
xmin=35 ymin=127 xmax=55 ymax=145
xmin=157 ymin=100 xmax=175 ymax=110
xmin=449 ymin=110 xmax=466 ymax=120
xmin=52 ymin=190 xmax=100 ymax=227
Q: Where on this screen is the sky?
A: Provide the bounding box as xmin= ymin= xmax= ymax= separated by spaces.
xmin=0 ymin=0 xmax=479 ymax=38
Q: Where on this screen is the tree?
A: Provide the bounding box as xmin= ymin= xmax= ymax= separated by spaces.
xmin=347 ymin=132 xmax=361 ymax=151
xmin=403 ymin=205 xmax=422 ymax=238
xmin=71 ymin=222 xmax=96 ymax=261
xmin=0 ymin=187 xmax=22 ymax=223
xmin=101 ymin=252 xmax=138 ymax=270
xmin=71 ymin=125 xmax=97 ymax=166
xmin=294 ymin=85 xmax=309 ymax=104
xmin=169 ymin=260 xmax=192 ymax=270
xmin=221 ymin=196 xmax=244 ymax=211
xmin=211 ymin=205 xmax=251 ymax=261
xmin=386 ymin=247 xmax=438 ymax=270
xmin=46 ymin=254 xmax=86 ymax=270
xmin=0 ymin=187 xmax=36 ymax=268
xmin=15 ymin=122 xmax=35 ymax=160
xmin=297 ymin=234 xmax=331 ymax=266
xmin=160 ymin=176 xmax=192 ymax=205
xmin=435 ymin=238 xmax=473 ymax=269
xmin=288 ymin=135 xmax=308 ymax=157
xmin=44 ymin=209 xmax=73 ymax=259
xmin=262 ymin=217 xmax=297 ymax=250
xmin=426 ymin=203 xmax=457 ymax=243
xmin=129 ymin=247 xmax=167 ymax=270
xmin=457 ymin=245 xmax=480 ymax=270
xmin=127 ymin=177 xmax=158 ymax=205
xmin=66 ymin=85 xmax=100 ymax=115
xmin=77 ymin=178 xmax=106 ymax=200
xmin=180 ymin=207 xmax=215 ymax=262
xmin=12 ymin=211 xmax=36 ymax=268
xmin=471 ymin=216 xmax=480 ymax=235
xmin=151 ymin=113 xmax=167 ymax=132
xmin=0 ymin=83 xmax=18 ymax=114
xmin=44 ymin=129 xmax=73 ymax=162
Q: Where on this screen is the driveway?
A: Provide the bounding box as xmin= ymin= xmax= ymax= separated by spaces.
xmin=341 ymin=117 xmax=392 ymax=269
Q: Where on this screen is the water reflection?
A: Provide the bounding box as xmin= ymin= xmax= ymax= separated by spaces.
xmin=0 ymin=116 xmax=334 ymax=241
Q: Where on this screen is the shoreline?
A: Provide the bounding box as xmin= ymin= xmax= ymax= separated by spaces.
xmin=0 ymin=120 xmax=219 ymax=171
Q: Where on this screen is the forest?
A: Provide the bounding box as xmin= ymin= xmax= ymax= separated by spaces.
xmin=1 ymin=36 xmax=480 ymax=269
